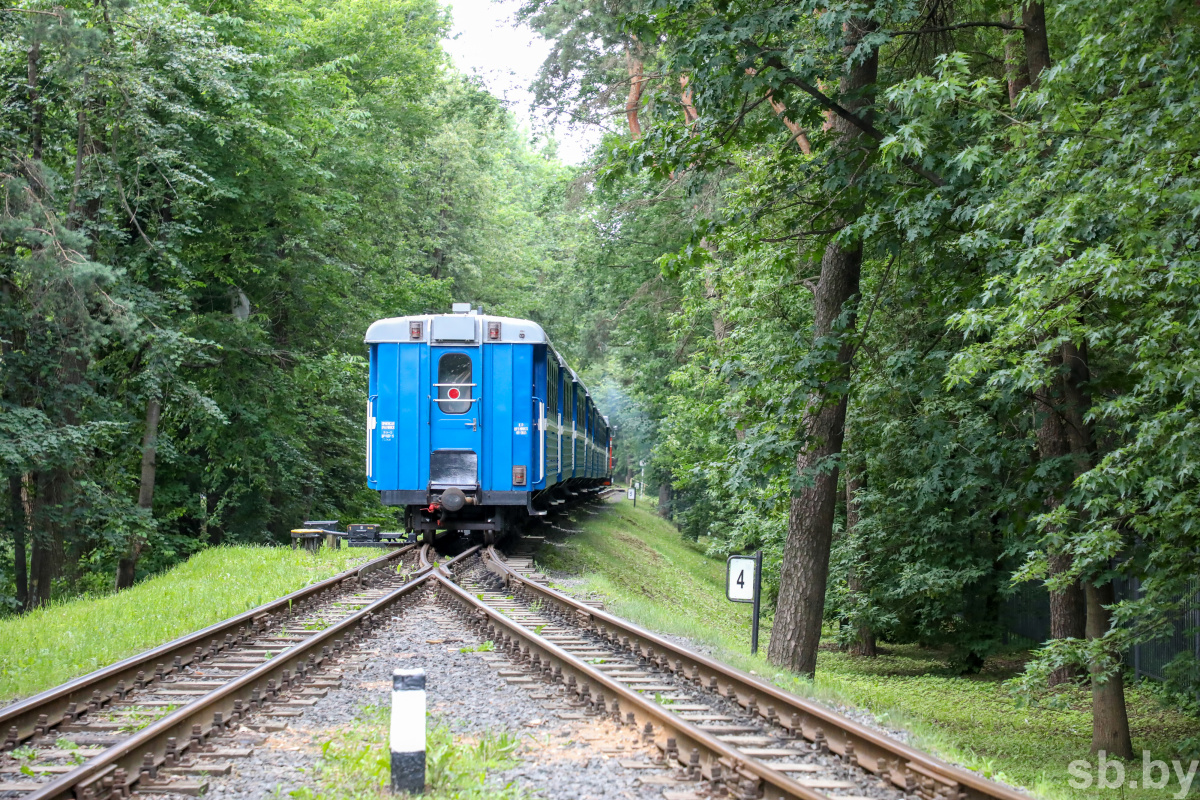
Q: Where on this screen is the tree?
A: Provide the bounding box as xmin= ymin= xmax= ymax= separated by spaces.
xmin=527 ymin=0 xmax=1200 ymax=740
xmin=1 ymin=0 xmax=577 ymax=604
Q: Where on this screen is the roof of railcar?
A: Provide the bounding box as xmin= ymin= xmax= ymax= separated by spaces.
xmin=365 ymin=310 xmax=610 ymax=431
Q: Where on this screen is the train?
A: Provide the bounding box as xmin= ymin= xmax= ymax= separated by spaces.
xmin=365 ymin=303 xmax=612 ymax=541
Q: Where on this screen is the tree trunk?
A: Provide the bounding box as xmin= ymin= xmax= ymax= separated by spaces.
xmin=199 ymin=492 xmax=209 ymax=544
xmin=680 ymin=75 xmax=699 ymax=125
xmin=1047 ymin=553 xmax=1086 ymax=683
xmin=26 ymin=37 xmax=42 ymax=161
xmin=68 ymin=82 xmax=102 ymax=227
xmin=768 ymin=21 xmax=876 ymax=677
xmin=1 ymin=275 xmax=31 ymax=609
xmin=27 ymin=539 xmax=51 ymax=609
xmin=1039 ymin=338 xmax=1132 ymax=748
xmin=29 ymin=469 xmax=65 ymax=608
xmin=1035 ymin=367 xmax=1087 ymax=684
xmin=657 ymin=482 xmax=671 ymax=518
xmin=1020 ymin=0 xmax=1100 ymax=689
xmin=1058 ymin=341 xmax=1095 ymax=465
xmin=769 ymin=339 xmax=855 ymax=676
xmin=68 ymin=98 xmax=87 ymax=221
xmin=117 ymin=396 xmax=161 ymax=589
xmin=1060 ymin=343 xmax=1133 ymax=752
xmin=57 ymin=351 xmax=86 ymax=587
xmin=625 ymin=45 xmax=645 ymax=139
xmin=845 ymin=469 xmax=876 ymax=657
xmin=1021 ymin=3 xmax=1052 ymax=88
xmin=1000 ymin=11 xmax=1029 ymax=104
xmin=9 ymin=475 xmax=28 ymax=608
xmin=703 ymin=268 xmax=731 ymax=345
xmin=1086 ymin=579 xmax=1133 ymax=758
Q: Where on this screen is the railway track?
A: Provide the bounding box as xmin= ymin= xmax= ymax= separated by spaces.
xmin=0 ymin=544 xmax=482 ymax=800
xmin=427 ymin=543 xmax=1028 ymax=800
xmin=3 ymin=504 xmax=1026 ymax=800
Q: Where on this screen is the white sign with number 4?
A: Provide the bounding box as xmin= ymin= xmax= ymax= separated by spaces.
xmin=726 ymin=555 xmax=757 ymax=603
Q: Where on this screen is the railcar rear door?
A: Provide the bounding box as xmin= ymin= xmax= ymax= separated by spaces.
xmin=430 ymin=347 xmax=483 ymax=488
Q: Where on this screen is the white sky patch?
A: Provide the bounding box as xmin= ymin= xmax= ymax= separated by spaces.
xmin=442 ymin=0 xmax=601 ymax=165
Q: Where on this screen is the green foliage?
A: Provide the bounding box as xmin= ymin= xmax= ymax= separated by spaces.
xmin=549 ymin=499 xmax=1198 ymax=800
xmin=518 ymin=0 xmax=1200 ymax=707
xmin=537 ymin=498 xmax=761 ymax=649
xmin=1 ymin=0 xmax=571 ymax=604
xmin=426 ymin=725 xmax=523 ymax=799
xmin=914 ymin=0 xmax=1200 ymax=680
xmin=4 ymin=0 xmax=1199 ymax=765
xmin=299 ymin=704 xmax=524 ymax=800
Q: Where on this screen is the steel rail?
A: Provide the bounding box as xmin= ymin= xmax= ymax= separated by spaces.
xmin=482 ymin=546 xmax=1026 ymax=800
xmin=433 ymin=571 xmax=827 ymax=800
xmin=17 ymin=546 xmax=484 ymax=800
xmin=0 ymin=545 xmax=416 ymax=747
xmin=420 ymin=542 xmax=482 ymax=577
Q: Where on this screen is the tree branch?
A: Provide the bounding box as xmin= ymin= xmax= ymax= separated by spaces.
xmin=884 ymin=20 xmax=1025 ymax=37
xmin=1 ymin=7 xmax=64 ymax=17
xmin=848 ymin=252 xmax=898 ymax=365
xmin=772 ymin=70 xmax=947 ymax=187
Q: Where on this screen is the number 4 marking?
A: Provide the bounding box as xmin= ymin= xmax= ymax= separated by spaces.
xmin=737 ymin=570 xmax=745 ymax=589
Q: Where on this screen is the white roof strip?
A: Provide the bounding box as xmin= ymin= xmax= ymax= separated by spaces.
xmin=364 ymin=311 xmax=609 ymax=432
xmin=364 ymin=314 xmax=547 ymax=345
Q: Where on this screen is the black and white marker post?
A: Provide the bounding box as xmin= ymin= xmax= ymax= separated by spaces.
xmin=726 ymin=550 xmax=763 ymax=655
xmin=390 ymin=668 xmax=426 ymax=794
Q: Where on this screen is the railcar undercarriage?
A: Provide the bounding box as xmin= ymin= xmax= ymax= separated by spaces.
xmin=384 ymin=484 xmax=611 ymax=543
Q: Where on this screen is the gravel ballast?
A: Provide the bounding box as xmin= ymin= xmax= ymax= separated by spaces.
xmin=200 ymin=590 xmax=688 ymax=800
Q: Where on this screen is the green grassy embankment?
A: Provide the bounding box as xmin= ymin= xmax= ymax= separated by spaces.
xmin=0 ymin=546 xmax=375 ymax=702
xmin=536 ymin=497 xmax=1198 ymax=800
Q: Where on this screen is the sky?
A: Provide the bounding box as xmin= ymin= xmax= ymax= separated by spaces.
xmin=441 ymin=0 xmax=601 ymax=164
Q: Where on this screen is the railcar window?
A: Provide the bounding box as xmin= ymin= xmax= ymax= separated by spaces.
xmin=437 ymin=353 xmax=472 ymax=414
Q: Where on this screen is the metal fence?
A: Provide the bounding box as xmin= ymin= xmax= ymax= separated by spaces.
xmin=1002 ymin=579 xmax=1200 ymax=682
xmin=1115 ymin=576 xmax=1200 ymax=682
xmin=1002 ymin=581 xmax=1052 ymax=647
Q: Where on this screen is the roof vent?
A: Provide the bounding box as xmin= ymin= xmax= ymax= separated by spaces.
xmin=452 ymin=302 xmax=471 ymax=314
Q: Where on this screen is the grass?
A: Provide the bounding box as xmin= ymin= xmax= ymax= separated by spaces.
xmin=536 ymin=497 xmax=1200 ymax=800
xmin=0 ymin=545 xmax=374 ymax=702
xmin=285 ymin=704 xmax=524 ymax=800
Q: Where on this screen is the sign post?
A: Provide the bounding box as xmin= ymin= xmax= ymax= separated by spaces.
xmin=390 ymin=668 xmax=426 ymax=794
xmin=638 ymin=460 xmax=646 ymax=507
xmin=628 ymin=486 xmax=635 ymax=506
xmin=726 ymin=551 xmax=763 ymax=655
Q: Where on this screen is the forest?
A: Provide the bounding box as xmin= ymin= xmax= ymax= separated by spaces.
xmin=2 ymin=0 xmax=1198 ymax=764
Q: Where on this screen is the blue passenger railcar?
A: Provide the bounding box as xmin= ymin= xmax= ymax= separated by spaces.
xmin=366 ymin=305 xmax=611 ymax=540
